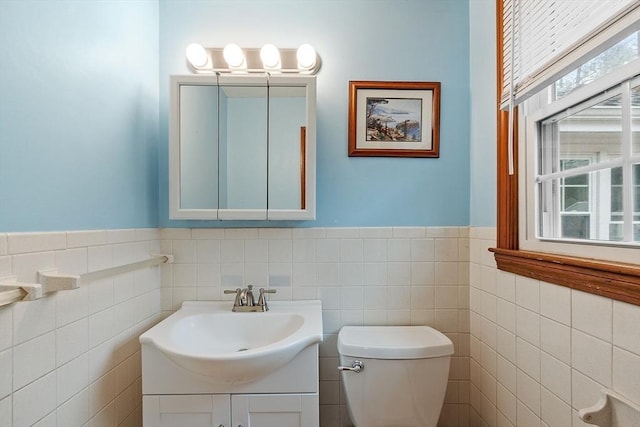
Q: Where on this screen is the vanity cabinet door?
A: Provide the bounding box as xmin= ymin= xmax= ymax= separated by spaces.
xmin=143 ymin=394 xmax=231 ymax=427
xmin=231 ymin=394 xmax=319 ymax=427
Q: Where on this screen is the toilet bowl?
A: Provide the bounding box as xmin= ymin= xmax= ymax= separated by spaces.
xmin=337 ymin=325 xmax=454 ymax=427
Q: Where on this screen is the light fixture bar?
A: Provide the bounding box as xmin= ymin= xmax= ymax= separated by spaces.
xmin=186 ymin=44 xmax=321 ymax=75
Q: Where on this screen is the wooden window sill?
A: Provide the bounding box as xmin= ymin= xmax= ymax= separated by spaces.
xmin=490 ymin=248 xmax=640 ymax=305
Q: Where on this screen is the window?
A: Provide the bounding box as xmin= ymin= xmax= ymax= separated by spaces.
xmin=494 ymin=1 xmax=640 ymax=306
xmin=534 ymin=68 xmax=640 ymax=246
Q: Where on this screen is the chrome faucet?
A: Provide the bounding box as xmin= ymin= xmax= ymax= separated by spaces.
xmin=223 ymin=285 xmax=276 ymax=312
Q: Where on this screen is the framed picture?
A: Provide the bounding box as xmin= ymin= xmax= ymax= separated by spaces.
xmin=348 ymin=81 xmax=441 ymax=157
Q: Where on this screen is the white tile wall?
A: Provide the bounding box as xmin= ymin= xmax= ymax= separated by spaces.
xmin=161 ymin=227 xmax=471 ymax=427
xmin=0 ymin=229 xmax=161 ymax=427
xmin=469 ymin=227 xmax=640 ymax=427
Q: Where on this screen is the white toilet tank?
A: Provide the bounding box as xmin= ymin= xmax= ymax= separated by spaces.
xmin=338 ymin=326 xmax=454 ymax=427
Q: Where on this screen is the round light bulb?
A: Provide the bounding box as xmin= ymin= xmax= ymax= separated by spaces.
xmin=260 ymin=44 xmax=281 ymax=69
xmin=185 ymin=43 xmax=209 ymax=68
xmin=223 ymin=43 xmax=245 ymax=68
xmin=296 ymin=44 xmax=316 ymax=69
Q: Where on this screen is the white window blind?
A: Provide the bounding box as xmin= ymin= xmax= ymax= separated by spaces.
xmin=501 ymin=0 xmax=640 ymax=109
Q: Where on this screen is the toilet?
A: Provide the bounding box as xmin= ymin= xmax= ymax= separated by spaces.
xmin=337 ymin=325 xmax=454 ymax=427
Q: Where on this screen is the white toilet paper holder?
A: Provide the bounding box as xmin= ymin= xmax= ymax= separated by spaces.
xmin=579 ymin=389 xmax=640 ymax=427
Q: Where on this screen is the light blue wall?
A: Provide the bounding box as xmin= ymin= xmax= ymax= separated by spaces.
xmin=0 ymin=0 xmax=159 ymax=232
xmin=159 ymin=0 xmax=471 ymax=228
xmin=469 ymin=0 xmax=497 ymax=226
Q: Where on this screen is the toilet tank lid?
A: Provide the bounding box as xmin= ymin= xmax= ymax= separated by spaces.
xmin=337 ymin=326 xmax=454 ymax=359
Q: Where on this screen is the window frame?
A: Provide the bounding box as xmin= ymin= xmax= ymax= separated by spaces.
xmin=491 ymin=0 xmax=640 ymax=307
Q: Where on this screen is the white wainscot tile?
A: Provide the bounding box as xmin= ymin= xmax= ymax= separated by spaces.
xmin=56 ymin=388 xmax=89 ymax=427
xmin=434 ymin=239 xmax=459 ymax=262
xmin=0 ymin=306 xmax=13 ymax=351
xmin=496 ymin=299 xmax=516 ymax=333
xmin=340 ymin=287 xmax=363 ymax=310
xmin=318 ymin=287 xmax=340 ymax=310
xmin=191 ymin=229 xmax=224 ymax=240
xmin=436 ymin=286 xmax=459 ymax=310
xmin=88 ymin=245 xmax=113 ymax=271
xmin=12 ymin=251 xmax=56 ymax=284
xmin=497 ymin=382 xmax=516 ymax=425
xmin=541 ymin=387 xmax=572 ymax=427
xmin=13 ymin=332 xmax=55 ymax=390
xmin=540 ymin=317 xmax=571 ymax=364
xmin=89 ymin=307 xmax=114 ymax=349
xmin=572 ymin=369 xmax=606 ymax=412
xmin=572 ymin=330 xmax=612 ymax=387
xmin=316 ymin=239 xmax=340 ymax=263
xmin=612 ymin=347 xmax=640 ymax=403
xmin=363 ymin=239 xmax=387 ymax=263
xmin=496 ymin=327 xmax=516 ymax=363
xmin=292 ymin=239 xmax=316 ymax=262
xmin=317 ymin=263 xmax=340 ymax=287
xmin=13 ymin=296 xmax=56 ymax=345
xmin=196 ymin=239 xmax=221 ymax=264
xmin=572 ymin=290 xmax=612 ymax=342
xmin=340 ymin=239 xmax=363 ymax=263
xmin=172 ymin=240 xmax=197 ymax=263
xmin=269 ymin=240 xmax=293 ymax=262
xmin=394 ymin=227 xmax=426 ymax=238
xmin=539 ymin=281 xmax=571 ymax=325
xmin=388 ymin=262 xmax=411 ymax=286
xmin=292 ymin=263 xmax=316 ymax=287
xmin=12 ymin=372 xmax=56 ymax=427
xmin=244 ymin=240 xmax=268 ymax=263
xmin=387 ymin=286 xmax=410 ymax=310
xmin=0 ymin=234 xmax=7 ymax=256
xmin=89 ymin=339 xmax=115 ymax=383
xmin=66 ymin=231 xmax=107 ymax=249
xmin=0 ymin=349 xmax=12 ymax=399
xmin=517 ymin=338 xmax=541 ymax=381
xmin=516 ymin=307 xmax=540 ymax=347
xmin=88 ymin=278 xmax=114 ymax=314
xmin=56 ymin=284 xmax=88 ymax=327
xmin=196 ymin=263 xmax=220 ymax=287
xmin=613 ymin=300 xmax=640 ymax=354
xmin=515 ymin=276 xmax=540 ymax=312
xmin=540 ymin=352 xmax=571 ymax=404
xmin=496 ymin=270 xmax=516 ymax=302
xmin=0 ymin=395 xmax=11 ymax=427
xmin=364 ymin=286 xmax=387 ymax=310
xmin=497 ymin=354 xmax=517 ymax=394
xmin=172 ymin=263 xmax=196 ymax=286
xmin=410 ymin=239 xmax=434 ymax=262
xmin=410 ymin=262 xmax=433 ymax=286
xmin=517 ymin=369 xmax=541 ymax=416
xmin=339 ymin=263 xmax=363 ymax=286
xmin=57 ymin=318 xmax=89 ymax=367
xmin=480 ymin=265 xmax=497 ymax=295
xmin=411 ymin=286 xmax=435 ymax=310
xmin=434 ymin=262 xmax=457 ymax=286
xmin=57 ymin=353 xmax=88 ymax=404
xmin=8 ymin=232 xmax=66 ymax=255
xmin=89 ymin=370 xmax=115 ymax=417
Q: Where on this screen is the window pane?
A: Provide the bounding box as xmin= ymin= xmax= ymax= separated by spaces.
xmin=545 ymin=94 xmax=623 ymax=170
xmin=555 ymin=32 xmax=639 ymax=100
xmin=561 ymin=215 xmax=590 ymax=239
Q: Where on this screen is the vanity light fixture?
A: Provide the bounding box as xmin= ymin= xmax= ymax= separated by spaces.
xmin=185 ymin=42 xmax=321 ymax=75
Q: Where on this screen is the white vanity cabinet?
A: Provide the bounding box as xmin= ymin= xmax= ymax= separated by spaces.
xmin=143 ymin=393 xmax=318 ymax=427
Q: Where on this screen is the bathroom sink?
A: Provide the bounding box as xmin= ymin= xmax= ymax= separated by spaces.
xmin=139 ymin=300 xmax=323 ymax=384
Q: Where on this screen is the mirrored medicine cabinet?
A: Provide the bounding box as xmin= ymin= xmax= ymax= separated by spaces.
xmin=169 ymin=74 xmax=316 ymax=220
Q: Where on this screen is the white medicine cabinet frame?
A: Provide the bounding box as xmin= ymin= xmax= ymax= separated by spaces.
xmin=169 ymin=74 xmax=316 ymax=221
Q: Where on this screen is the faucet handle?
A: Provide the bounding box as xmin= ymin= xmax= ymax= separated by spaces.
xmin=257 ymin=288 xmax=276 ymax=310
xmin=223 ymin=288 xmax=242 ymax=308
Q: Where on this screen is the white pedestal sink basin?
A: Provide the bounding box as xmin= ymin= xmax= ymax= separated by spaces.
xmin=140 ymin=300 xmax=323 ymax=385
